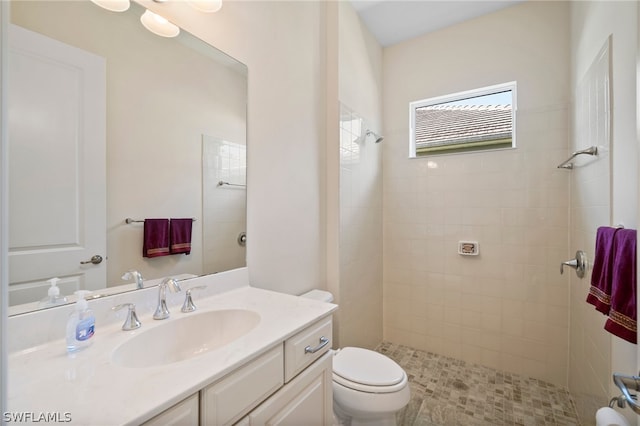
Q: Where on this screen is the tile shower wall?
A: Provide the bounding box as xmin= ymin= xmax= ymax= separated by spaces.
xmin=567 ymin=39 xmax=612 ymax=424
xmin=202 ymin=136 xmax=247 ymax=274
xmin=382 ymin=1 xmax=571 ymax=386
xmin=339 ymin=104 xmax=383 ymax=349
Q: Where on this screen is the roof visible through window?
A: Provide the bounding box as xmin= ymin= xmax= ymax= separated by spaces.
xmin=410 ymin=83 xmax=516 ymax=156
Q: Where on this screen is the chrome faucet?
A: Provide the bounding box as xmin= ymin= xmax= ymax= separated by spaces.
xmin=153 ymin=277 xmax=182 ymax=320
xmin=122 ymin=270 xmax=144 ymax=289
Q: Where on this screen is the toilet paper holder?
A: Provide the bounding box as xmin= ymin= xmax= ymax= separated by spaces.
xmin=612 ymin=372 xmax=640 ymax=414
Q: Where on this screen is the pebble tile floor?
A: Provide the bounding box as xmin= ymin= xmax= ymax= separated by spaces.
xmin=375 ymin=342 xmax=581 ymax=426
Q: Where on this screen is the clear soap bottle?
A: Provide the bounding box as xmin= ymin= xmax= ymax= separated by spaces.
xmin=66 ymin=290 xmax=95 ymax=353
xmin=38 ymin=277 xmax=68 ymax=308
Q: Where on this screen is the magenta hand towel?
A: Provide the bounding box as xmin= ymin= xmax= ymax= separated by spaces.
xmin=586 ymin=226 xmax=620 ymax=314
xmin=170 ymin=218 xmax=193 ymax=255
xmin=143 ymin=219 xmax=170 ymax=258
xmin=604 ymin=229 xmax=637 ymax=344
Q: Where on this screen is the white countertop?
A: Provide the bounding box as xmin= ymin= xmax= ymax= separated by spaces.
xmin=8 ymin=284 xmax=337 ymax=425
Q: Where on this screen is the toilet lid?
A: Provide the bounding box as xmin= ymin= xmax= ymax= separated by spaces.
xmin=333 ymin=347 xmax=405 ymax=387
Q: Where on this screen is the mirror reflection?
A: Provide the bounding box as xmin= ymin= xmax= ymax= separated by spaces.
xmin=8 ymin=0 xmax=247 ymax=314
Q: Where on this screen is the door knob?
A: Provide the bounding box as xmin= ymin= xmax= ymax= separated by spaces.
xmin=560 ymin=250 xmax=587 ymax=278
xmin=80 ymin=255 xmax=103 ymax=265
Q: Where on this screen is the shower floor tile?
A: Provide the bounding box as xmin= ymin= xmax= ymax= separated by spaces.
xmin=375 ymin=342 xmax=580 ymax=426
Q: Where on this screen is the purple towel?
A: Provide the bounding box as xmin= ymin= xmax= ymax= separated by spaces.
xmin=170 ymin=218 xmax=193 ymax=255
xmin=604 ymin=229 xmax=637 ymax=344
xmin=143 ymin=219 xmax=170 ymax=258
xmin=586 ymin=227 xmax=620 ymax=314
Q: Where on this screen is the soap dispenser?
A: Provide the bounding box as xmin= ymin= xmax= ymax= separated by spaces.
xmin=66 ymin=290 xmax=95 ymax=353
xmin=38 ymin=277 xmax=68 ymax=308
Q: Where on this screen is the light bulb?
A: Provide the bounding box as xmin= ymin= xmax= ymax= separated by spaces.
xmin=187 ymin=0 xmax=222 ymax=13
xmin=140 ymin=10 xmax=180 ymax=38
xmin=90 ymin=0 xmax=130 ymax=12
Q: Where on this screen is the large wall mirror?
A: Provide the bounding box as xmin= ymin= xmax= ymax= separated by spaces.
xmin=8 ymin=0 xmax=247 ymax=314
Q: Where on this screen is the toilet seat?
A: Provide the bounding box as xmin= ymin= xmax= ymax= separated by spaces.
xmin=333 ymin=347 xmax=408 ymax=394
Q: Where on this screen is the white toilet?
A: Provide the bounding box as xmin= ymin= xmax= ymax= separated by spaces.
xmin=300 ymin=290 xmax=411 ymax=426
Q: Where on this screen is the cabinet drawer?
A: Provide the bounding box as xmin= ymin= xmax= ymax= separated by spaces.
xmin=201 ymin=345 xmax=284 ymax=425
xmin=284 ymin=317 xmax=332 ymax=382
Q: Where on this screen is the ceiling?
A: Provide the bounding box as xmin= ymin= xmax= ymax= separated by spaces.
xmin=350 ymin=0 xmax=526 ymax=47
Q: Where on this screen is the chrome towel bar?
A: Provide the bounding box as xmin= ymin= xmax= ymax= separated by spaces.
xmin=125 ymin=217 xmax=196 ymax=224
xmin=217 ymin=180 xmax=246 ymax=187
xmin=557 ymin=146 xmax=598 ymax=169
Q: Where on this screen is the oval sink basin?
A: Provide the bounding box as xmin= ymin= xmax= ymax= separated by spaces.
xmin=112 ymin=309 xmax=261 ymax=368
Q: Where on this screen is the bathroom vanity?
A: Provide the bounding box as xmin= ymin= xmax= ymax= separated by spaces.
xmin=7 ymin=268 xmax=337 ymax=425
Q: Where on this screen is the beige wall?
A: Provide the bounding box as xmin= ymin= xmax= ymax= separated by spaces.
xmin=141 ymin=0 xmax=328 ymax=296
xmin=569 ymin=2 xmax=638 ymax=424
xmin=338 ymin=1 xmax=383 ymax=130
xmin=335 ymin=2 xmax=384 ymax=349
xmin=382 ymin=1 xmax=571 ymax=386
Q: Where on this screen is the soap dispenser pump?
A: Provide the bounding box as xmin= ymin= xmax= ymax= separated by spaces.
xmin=66 ymin=290 xmax=95 ymax=353
xmin=38 ymin=277 xmax=68 ymax=308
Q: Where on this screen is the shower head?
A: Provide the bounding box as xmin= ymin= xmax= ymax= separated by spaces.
xmin=366 ymin=130 xmax=384 ymax=143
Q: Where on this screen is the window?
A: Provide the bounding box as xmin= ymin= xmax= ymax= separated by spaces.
xmin=410 ymin=82 xmax=516 ymax=157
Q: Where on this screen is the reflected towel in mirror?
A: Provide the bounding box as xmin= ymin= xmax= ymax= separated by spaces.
xmin=170 ymin=218 xmax=193 ymax=255
xmin=143 ymin=219 xmax=170 ymax=258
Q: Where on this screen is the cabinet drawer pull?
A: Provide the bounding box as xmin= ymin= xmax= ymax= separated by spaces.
xmin=304 ymin=336 xmax=329 ymax=354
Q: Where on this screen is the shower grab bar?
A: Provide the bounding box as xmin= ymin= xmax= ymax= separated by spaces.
xmin=613 ymin=372 xmax=640 ymax=414
xmin=125 ymin=217 xmax=196 ymax=224
xmin=557 ymin=146 xmax=598 ymax=169
xmin=217 ymin=180 xmax=246 ymax=188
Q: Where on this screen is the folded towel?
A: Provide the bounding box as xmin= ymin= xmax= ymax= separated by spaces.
xmin=170 ymin=218 xmax=193 ymax=255
xmin=586 ymin=226 xmax=620 ymax=314
xmin=143 ymin=219 xmax=170 ymax=258
xmin=604 ymin=229 xmax=637 ymax=344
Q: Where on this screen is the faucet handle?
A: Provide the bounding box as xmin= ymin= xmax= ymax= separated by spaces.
xmin=560 ymin=250 xmax=587 ymax=278
xmin=112 ymin=303 xmax=142 ymax=331
xmin=181 ymin=286 xmax=206 ymax=313
xmin=121 ymin=270 xmax=144 ymax=289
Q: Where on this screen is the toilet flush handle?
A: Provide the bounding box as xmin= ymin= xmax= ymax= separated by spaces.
xmin=305 ymin=336 xmax=330 ymax=354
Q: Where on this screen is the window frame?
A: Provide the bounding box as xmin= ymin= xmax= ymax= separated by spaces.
xmin=409 ymin=81 xmax=517 ymax=158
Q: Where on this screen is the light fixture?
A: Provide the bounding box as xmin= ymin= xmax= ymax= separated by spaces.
xmin=186 ymin=0 xmax=223 ymax=13
xmin=92 ymin=0 xmax=219 ymax=39
xmin=90 ymin=0 xmax=130 ymax=12
xmin=140 ymin=9 xmax=180 ymax=38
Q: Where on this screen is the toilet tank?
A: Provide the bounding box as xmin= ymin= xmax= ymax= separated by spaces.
xmin=299 ymin=289 xmax=334 ymax=303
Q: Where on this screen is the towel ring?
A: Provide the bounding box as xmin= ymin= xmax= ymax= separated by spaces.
xmin=560 ymin=250 xmax=587 ymax=278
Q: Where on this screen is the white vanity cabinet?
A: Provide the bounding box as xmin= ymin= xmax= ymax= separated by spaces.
xmin=247 ymin=350 xmax=333 ymax=425
xmin=199 ymin=316 xmax=333 ymax=425
xmin=200 ymin=345 xmax=285 ymax=425
xmin=143 ymin=393 xmax=200 ymax=426
xmin=7 ymin=281 xmax=339 ymax=426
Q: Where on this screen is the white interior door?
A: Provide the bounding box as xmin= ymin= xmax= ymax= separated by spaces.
xmin=8 ymin=24 xmax=106 ymax=306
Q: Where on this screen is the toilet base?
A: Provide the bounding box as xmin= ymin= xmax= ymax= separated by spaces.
xmin=334 ymin=402 xmax=398 ymax=426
